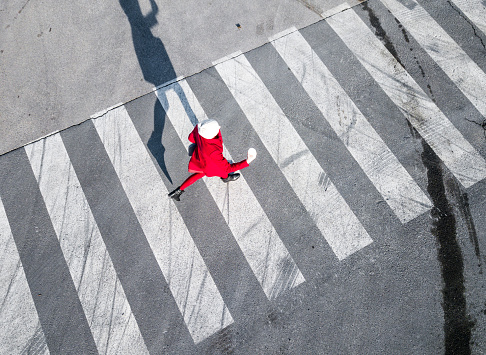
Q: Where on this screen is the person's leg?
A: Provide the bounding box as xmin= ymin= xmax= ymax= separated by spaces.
xmin=180 ymin=172 xmax=205 ymax=190
xmin=169 ymin=172 xmax=205 ymax=201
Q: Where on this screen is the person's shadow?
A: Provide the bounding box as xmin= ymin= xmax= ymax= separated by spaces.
xmin=119 ymin=0 xmax=197 ymax=184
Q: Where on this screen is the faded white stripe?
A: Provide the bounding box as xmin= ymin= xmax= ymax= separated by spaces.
xmin=155 ymin=80 xmax=305 ymax=300
xmin=93 ymin=106 xmax=233 ymax=344
xmin=0 ymin=196 xmax=49 ymax=354
xmin=449 ymin=0 xmax=486 ymax=37
xmin=215 ymin=54 xmax=373 ymax=260
xmin=380 ymin=0 xmax=486 ymax=121
xmin=25 ymin=135 xmax=148 ymax=355
xmin=328 ymin=9 xmax=486 ymax=188
xmin=272 ymin=30 xmax=432 ymax=223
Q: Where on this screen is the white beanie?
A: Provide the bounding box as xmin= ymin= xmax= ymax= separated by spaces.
xmin=197 ymin=119 xmax=220 ymax=139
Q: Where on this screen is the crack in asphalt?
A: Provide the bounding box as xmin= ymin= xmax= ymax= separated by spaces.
xmin=446 ymin=0 xmax=486 ymax=51
xmin=465 ymin=117 xmax=486 ymax=139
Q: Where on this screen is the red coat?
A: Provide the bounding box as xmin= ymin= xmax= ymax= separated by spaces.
xmin=187 ymin=126 xmax=249 ymax=177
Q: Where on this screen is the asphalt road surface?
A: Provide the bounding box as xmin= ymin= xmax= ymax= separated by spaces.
xmin=1 ymin=0 xmax=486 ymax=354
xmin=0 ymin=0 xmax=361 ymax=156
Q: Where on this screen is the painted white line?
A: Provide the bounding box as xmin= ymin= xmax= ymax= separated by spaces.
xmin=92 ymin=106 xmax=233 ymax=344
xmin=272 ymin=30 xmax=432 ymax=223
xmin=0 ymin=196 xmax=49 ymax=354
xmin=215 ymin=54 xmax=373 ymax=260
xmin=449 ymin=0 xmax=486 ymax=36
xmin=328 ymin=10 xmax=486 ymax=188
xmin=380 ymin=0 xmax=486 ymax=121
xmin=155 ymin=80 xmax=305 ymax=300
xmin=25 ymin=135 xmax=148 ymax=354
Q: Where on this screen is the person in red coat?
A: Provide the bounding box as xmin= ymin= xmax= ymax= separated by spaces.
xmin=168 ymin=119 xmax=257 ymax=201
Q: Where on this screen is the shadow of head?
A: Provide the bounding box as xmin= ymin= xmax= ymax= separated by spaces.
xmin=119 ymin=0 xmax=176 ymax=87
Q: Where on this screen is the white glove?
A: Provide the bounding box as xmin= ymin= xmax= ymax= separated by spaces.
xmin=247 ymin=148 xmax=257 ymax=164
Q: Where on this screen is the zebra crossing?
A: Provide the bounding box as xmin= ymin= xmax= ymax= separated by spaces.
xmin=154 ymin=80 xmax=306 ymax=299
xmin=327 ymin=8 xmax=486 ymax=188
xmin=270 ymin=28 xmax=432 ymax=223
xmin=1 ymin=0 xmax=486 ymax=352
xmin=93 ymin=105 xmax=233 ymax=344
xmin=26 ymin=134 xmax=149 ymax=353
xmin=215 ymin=52 xmax=373 ymax=260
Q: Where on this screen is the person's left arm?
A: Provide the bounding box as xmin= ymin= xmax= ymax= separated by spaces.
xmin=209 ymin=149 xmax=249 ymax=175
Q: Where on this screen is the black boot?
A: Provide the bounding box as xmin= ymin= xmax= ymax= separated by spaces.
xmin=168 ymin=187 xmax=184 ymax=201
xmin=221 ymin=173 xmax=240 ymax=183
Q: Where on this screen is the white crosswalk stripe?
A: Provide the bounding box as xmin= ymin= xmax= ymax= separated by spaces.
xmin=214 ymin=53 xmax=373 ymax=261
xmin=449 ymin=0 xmax=486 ymax=36
xmin=93 ymin=105 xmax=233 ymax=344
xmin=0 ymin=196 xmax=49 ymax=354
xmin=271 ymin=28 xmax=432 ymax=223
xmin=327 ymin=8 xmax=486 ymax=188
xmin=380 ymin=0 xmax=486 ymax=122
xmin=155 ymin=80 xmax=305 ymax=300
xmin=25 ymin=135 xmax=148 ymax=354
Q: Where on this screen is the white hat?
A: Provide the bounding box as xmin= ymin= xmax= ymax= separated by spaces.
xmin=198 ymin=119 xmax=220 ymax=139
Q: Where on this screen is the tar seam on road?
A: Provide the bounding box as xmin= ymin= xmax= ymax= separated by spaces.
xmin=361 ymin=1 xmax=404 ymax=67
xmin=420 ymin=131 xmax=473 ymax=355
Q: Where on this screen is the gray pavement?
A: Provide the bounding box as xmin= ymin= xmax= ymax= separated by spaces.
xmin=0 ymin=0 xmax=359 ymax=156
xmin=1 ymin=0 xmax=486 ymax=354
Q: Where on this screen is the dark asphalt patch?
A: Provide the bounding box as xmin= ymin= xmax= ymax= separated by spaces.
xmin=420 ymin=133 xmax=474 ymax=355
xmin=361 ymin=1 xmax=404 ymax=67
